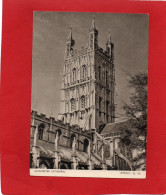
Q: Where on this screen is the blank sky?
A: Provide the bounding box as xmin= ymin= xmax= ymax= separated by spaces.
xmin=31 ymin=12 xmax=149 ymax=121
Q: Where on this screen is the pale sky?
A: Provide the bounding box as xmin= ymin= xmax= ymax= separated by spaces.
xmin=31 ymin=12 xmax=149 ymax=121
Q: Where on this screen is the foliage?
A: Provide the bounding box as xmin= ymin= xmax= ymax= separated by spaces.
xmin=121 ymin=73 xmax=148 ymax=169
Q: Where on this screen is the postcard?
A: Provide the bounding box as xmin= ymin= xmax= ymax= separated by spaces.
xmin=30 ymin=12 xmax=148 ymax=178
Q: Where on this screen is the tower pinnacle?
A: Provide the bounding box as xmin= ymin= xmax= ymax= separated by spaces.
xmin=107 ymin=28 xmax=111 ymax=43
xmin=91 ymin=15 xmax=96 ymax=29
xmin=68 ymin=25 xmax=73 ymax=40
xmin=65 ymin=26 xmax=75 ymax=58
xmin=67 ymin=25 xmax=75 ymax=47
xmin=106 ymin=28 xmax=113 ymax=57
xmin=89 ymin=16 xmax=98 ymax=49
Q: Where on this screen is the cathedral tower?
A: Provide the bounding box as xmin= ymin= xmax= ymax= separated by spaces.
xmin=59 ymin=17 xmax=115 ymax=132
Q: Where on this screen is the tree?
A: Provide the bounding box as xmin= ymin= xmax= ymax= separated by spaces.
xmin=121 ymin=72 xmax=148 ymax=170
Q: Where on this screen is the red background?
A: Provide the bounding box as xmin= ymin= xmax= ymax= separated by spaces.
xmin=1 ymin=0 xmax=166 ymax=194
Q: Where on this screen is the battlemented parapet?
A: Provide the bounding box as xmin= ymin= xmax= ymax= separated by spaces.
xmin=31 ymin=110 xmax=92 ymax=152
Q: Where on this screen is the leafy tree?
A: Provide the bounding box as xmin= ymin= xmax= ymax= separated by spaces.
xmin=121 ymin=73 xmax=148 ymax=170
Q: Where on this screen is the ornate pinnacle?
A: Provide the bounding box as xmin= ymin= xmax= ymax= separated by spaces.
xmin=91 ymin=15 xmax=96 ymax=29
xmin=107 ymin=28 xmax=111 ymax=44
xmin=68 ymin=25 xmax=73 ymax=40
xmin=67 ymin=25 xmax=75 ymax=46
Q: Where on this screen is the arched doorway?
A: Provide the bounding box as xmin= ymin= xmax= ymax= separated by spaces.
xmin=60 ymin=163 xmax=67 ymax=169
xmin=39 ymin=161 xmax=49 ymax=169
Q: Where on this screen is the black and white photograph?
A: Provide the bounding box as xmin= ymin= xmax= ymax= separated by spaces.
xmin=30 ymin=12 xmax=148 ymax=178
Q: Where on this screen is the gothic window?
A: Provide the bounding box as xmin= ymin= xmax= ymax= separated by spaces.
xmin=106 ymin=101 xmax=109 ymax=123
xmin=82 ymin=65 xmax=86 ymax=79
xmin=56 ymin=129 xmax=62 ymax=139
xmin=106 ymin=71 xmax=108 ymax=85
xmin=38 ymin=123 xmax=45 ymax=140
xmin=72 ymin=68 xmax=76 ymax=82
xmin=71 ymin=98 xmax=75 ymax=111
xmin=99 ymin=97 xmax=102 ymax=112
xmin=70 ymin=134 xmax=76 ymax=148
xmin=98 ymin=66 xmax=101 ymax=80
xmin=83 ymin=139 xmax=89 ymax=152
xmin=81 ymin=96 xmax=86 ymax=109
xmin=106 ymin=101 xmax=109 ymax=114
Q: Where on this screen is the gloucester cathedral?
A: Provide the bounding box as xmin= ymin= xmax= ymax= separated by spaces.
xmin=30 ymin=17 xmax=133 ymax=170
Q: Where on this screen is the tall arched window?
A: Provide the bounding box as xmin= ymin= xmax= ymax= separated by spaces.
xmin=106 ymin=101 xmax=109 ymax=114
xmin=99 ymin=97 xmax=102 ymax=112
xmin=56 ymin=129 xmax=62 ymax=139
xmin=70 ymin=98 xmax=75 ymax=111
xmin=72 ymin=68 xmax=76 ymax=82
xmin=82 ymin=65 xmax=86 ymax=79
xmin=83 ymin=139 xmax=89 ymax=152
xmin=98 ymin=66 xmax=101 ymax=80
xmin=106 ymin=101 xmax=109 ymax=123
xmin=106 ymin=71 xmax=108 ymax=85
xmin=54 ymin=129 xmax=62 ymax=150
xmin=70 ymin=134 xmax=76 ymax=148
xmin=81 ymin=96 xmax=86 ymax=109
xmin=38 ymin=123 xmax=45 ymax=140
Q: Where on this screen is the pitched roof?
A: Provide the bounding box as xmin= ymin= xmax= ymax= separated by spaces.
xmin=100 ymin=120 xmax=130 ymax=135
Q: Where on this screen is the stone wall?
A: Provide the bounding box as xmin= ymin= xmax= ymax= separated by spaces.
xmin=31 ymin=110 xmax=92 ymax=152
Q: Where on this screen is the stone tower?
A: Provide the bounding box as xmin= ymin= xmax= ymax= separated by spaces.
xmin=59 ymin=17 xmax=115 ymax=132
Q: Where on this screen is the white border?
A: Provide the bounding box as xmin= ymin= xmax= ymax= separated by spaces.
xmin=30 ymin=169 xmax=146 ymax=179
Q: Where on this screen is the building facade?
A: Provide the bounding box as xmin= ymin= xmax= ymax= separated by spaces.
xmin=59 ymin=17 xmax=115 ymax=132
xmin=30 ymin=111 xmax=104 ymax=170
xmin=30 ymin=17 xmax=132 ymax=171
xmin=30 ymin=111 xmax=132 ymax=170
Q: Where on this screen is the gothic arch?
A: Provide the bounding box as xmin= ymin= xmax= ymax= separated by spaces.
xmin=70 ymin=133 xmax=76 ymax=148
xmin=56 ymin=129 xmax=62 ymax=139
xmin=39 ymin=160 xmax=49 ymax=169
xmin=106 ymin=70 xmax=108 ymax=85
xmin=38 ymin=123 xmax=46 ymax=140
xmin=72 ymin=68 xmax=76 ymax=82
xmin=82 ymin=65 xmax=87 ymax=79
xmin=106 ymin=101 xmax=109 ymax=113
xmin=98 ymin=66 xmax=101 ymax=80
xmin=83 ymin=138 xmax=89 ymax=152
